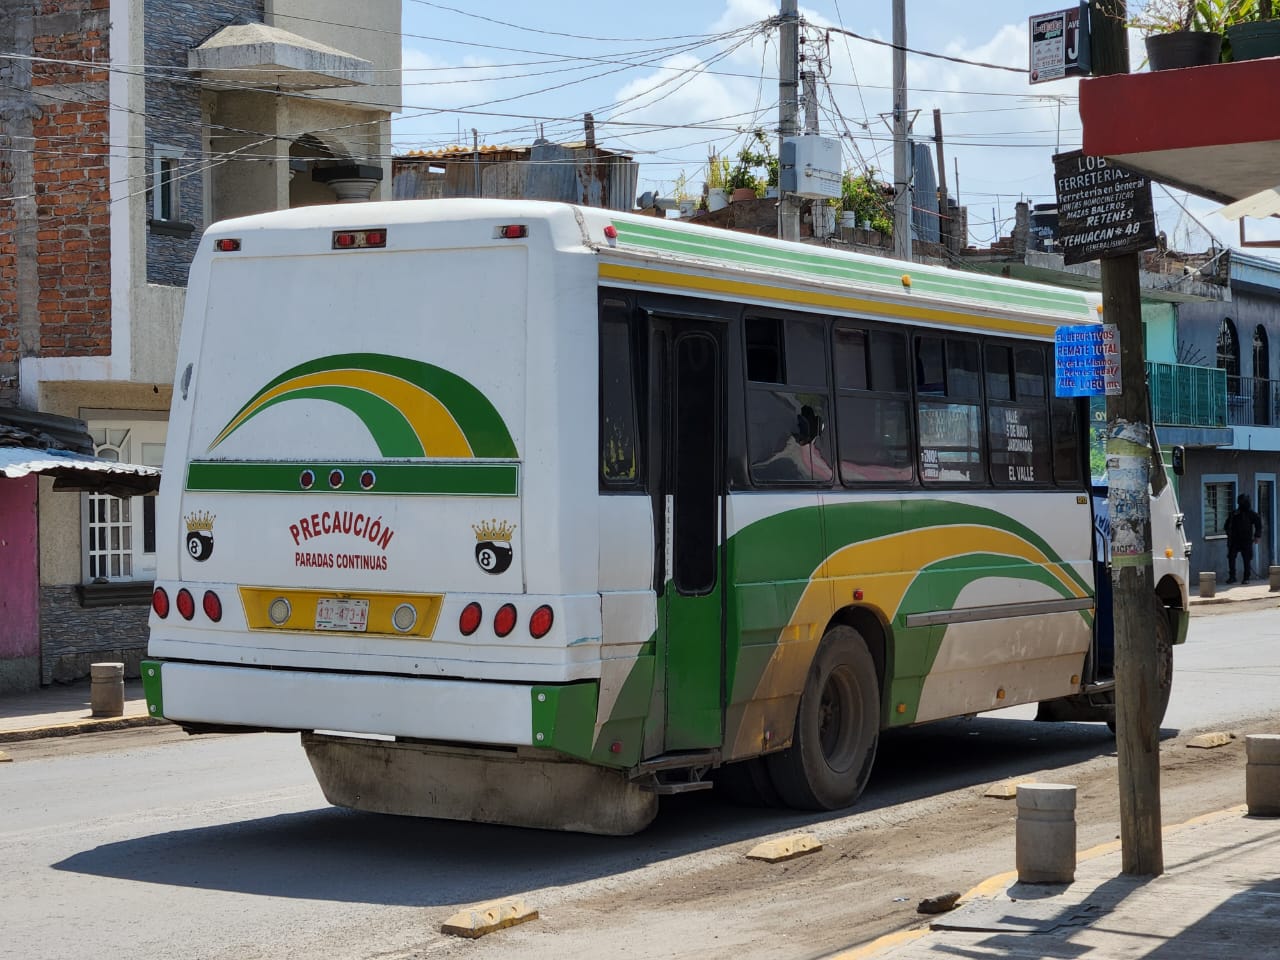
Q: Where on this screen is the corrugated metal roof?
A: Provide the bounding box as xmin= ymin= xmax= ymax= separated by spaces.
xmin=0 ymin=447 xmax=160 ymax=496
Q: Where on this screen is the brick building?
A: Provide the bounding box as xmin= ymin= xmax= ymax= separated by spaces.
xmin=0 ymin=0 xmax=401 ymax=692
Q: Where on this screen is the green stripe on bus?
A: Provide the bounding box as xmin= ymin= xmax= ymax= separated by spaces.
xmin=610 ymin=220 xmax=1095 ymax=318
xmin=186 ymin=461 xmax=520 ymax=496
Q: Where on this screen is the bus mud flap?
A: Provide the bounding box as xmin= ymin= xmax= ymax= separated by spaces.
xmin=302 ymin=732 xmax=658 ymax=836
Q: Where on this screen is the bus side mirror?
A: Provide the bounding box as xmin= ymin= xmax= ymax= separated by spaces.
xmin=1171 ymin=445 xmax=1185 ymax=476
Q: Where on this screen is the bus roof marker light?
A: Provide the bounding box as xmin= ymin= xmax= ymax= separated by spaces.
xmin=497 ymin=224 xmax=528 ymax=239
xmin=603 ymin=224 xmax=618 ymax=247
xmin=215 ymin=238 xmax=241 ymax=252
xmin=901 ymin=274 xmax=912 ymax=288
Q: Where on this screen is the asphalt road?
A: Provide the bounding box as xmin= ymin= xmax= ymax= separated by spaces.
xmin=2 ymin=608 xmax=1277 ymax=960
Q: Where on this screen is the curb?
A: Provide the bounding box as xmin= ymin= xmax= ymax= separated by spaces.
xmin=0 ymin=714 xmax=165 ymax=744
xmin=826 ymin=804 xmax=1249 ymax=960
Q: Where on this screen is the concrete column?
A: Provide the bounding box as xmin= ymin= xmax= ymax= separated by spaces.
xmin=1016 ymin=783 xmax=1077 ymax=883
xmin=1268 ymin=566 xmax=1280 ymax=591
xmin=90 ymin=662 xmax=124 ymax=717
xmin=1199 ymin=572 xmax=1216 ymax=598
xmin=1246 ymin=734 xmax=1280 ymax=816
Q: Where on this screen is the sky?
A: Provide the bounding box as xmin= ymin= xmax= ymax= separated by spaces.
xmin=394 ymin=0 xmax=1280 ymax=255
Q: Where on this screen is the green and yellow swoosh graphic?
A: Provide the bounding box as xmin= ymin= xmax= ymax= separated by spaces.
xmin=208 ymin=353 xmax=518 ymax=458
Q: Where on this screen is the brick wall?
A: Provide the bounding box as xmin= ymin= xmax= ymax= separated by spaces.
xmin=144 ymin=0 xmax=261 ymax=285
xmin=29 ymin=0 xmax=113 ymax=359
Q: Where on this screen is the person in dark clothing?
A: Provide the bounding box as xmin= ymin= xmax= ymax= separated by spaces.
xmin=1224 ymin=493 xmax=1263 ymax=583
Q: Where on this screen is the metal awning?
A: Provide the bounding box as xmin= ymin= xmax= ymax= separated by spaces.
xmin=0 ymin=447 xmax=160 ymax=497
xmin=1213 ymin=187 xmax=1280 ymax=222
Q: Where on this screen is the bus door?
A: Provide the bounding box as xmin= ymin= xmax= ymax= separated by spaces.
xmin=650 ymin=316 xmax=726 ymax=751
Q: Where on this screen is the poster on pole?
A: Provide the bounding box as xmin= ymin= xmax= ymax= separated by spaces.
xmin=1055 ymin=324 xmax=1121 ymax=397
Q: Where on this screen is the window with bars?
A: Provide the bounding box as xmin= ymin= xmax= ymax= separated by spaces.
xmin=83 ymin=419 xmax=165 ymax=582
xmin=1203 ymin=478 xmax=1236 ymax=540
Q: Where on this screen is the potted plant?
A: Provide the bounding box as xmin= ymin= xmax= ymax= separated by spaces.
xmin=724 ymin=129 xmax=777 ymax=202
xmin=1227 ymin=0 xmax=1280 ymax=60
xmin=704 ymin=151 xmax=730 ymax=212
xmin=838 ymin=168 xmax=894 ymax=235
xmin=1130 ymin=0 xmax=1246 ymax=69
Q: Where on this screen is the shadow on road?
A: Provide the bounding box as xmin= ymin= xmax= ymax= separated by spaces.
xmin=53 ymin=715 xmax=1162 ymax=906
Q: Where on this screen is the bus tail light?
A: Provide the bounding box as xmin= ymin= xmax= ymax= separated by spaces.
xmin=152 ymin=587 xmax=170 ymax=619
xmin=494 ymin=603 xmax=517 ymax=638
xmin=176 ymin=588 xmax=195 ymax=621
xmin=459 ymin=602 xmax=482 ymax=636
xmin=332 ymin=229 xmax=387 ymax=250
xmin=203 ymin=590 xmax=222 ymax=623
xmin=529 ymin=605 xmax=554 ymax=639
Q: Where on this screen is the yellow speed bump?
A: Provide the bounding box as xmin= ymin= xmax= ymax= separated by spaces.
xmin=440 ymin=898 xmax=538 ymax=939
xmin=1187 ymin=731 xmax=1235 ymax=749
xmin=746 ymin=833 xmax=822 ymax=863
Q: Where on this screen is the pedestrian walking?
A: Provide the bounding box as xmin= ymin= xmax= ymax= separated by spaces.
xmin=1225 ymin=493 xmax=1263 ymax=584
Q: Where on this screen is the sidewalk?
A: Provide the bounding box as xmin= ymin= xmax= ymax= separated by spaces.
xmin=831 ymin=806 xmax=1280 ymax=960
xmin=0 ymin=678 xmax=158 ymax=743
xmin=1187 ymin=576 xmax=1280 ymax=607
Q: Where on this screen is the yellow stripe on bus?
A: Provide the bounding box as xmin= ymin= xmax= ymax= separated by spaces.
xmin=213 ymin=369 xmax=472 ymax=457
xmin=598 ymin=262 xmax=1058 ymax=338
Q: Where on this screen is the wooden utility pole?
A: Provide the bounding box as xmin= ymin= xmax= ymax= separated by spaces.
xmin=892 ymin=0 xmax=911 ymax=259
xmin=778 ymin=0 xmax=801 ymax=242
xmin=1093 ymin=0 xmax=1163 ymax=876
xmin=933 ymin=109 xmax=950 ymax=252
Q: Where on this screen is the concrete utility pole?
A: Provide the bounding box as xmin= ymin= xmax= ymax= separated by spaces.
xmin=892 ymin=0 xmax=911 ymax=260
xmin=778 ymin=0 xmax=801 ymax=242
xmin=1092 ymin=0 xmax=1163 ymax=877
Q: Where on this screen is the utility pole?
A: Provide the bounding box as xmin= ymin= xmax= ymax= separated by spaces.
xmin=778 ymin=0 xmax=801 ymax=242
xmin=892 ymin=0 xmax=911 ymax=260
xmin=1093 ymin=0 xmax=1163 ymax=877
xmin=933 ymin=108 xmax=950 ymax=253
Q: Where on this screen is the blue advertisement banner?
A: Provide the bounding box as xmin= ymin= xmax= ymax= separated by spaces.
xmin=1055 ymin=324 xmax=1120 ymax=397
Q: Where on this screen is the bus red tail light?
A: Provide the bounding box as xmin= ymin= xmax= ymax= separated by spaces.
xmin=332 ymin=229 xmax=387 ymax=249
xmin=176 ymin=588 xmax=195 ymax=621
xmin=203 ymin=590 xmax=223 ymax=623
xmin=494 ymin=603 xmax=517 ymax=638
xmin=152 ymin=587 xmax=170 ymax=618
xmin=459 ymin=602 xmax=482 ymax=636
xmin=529 ymin=605 xmax=554 ymax=639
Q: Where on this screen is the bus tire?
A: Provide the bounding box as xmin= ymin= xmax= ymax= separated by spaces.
xmin=765 ymin=625 xmax=880 ymax=811
xmin=1107 ymin=597 xmax=1174 ymax=733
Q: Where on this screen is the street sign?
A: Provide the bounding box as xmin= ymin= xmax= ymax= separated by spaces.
xmin=1029 ymin=3 xmax=1091 ymax=83
xmin=1053 ymin=150 xmax=1156 ymax=266
xmin=1055 ymin=324 xmax=1121 ymax=397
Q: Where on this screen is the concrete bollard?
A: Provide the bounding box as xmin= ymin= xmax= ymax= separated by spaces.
xmin=1016 ymin=783 xmax=1077 ymax=883
xmin=1246 ymin=734 xmax=1280 ymax=817
xmin=90 ymin=662 xmax=125 ymax=718
xmin=1199 ymin=572 xmax=1216 ymax=599
xmin=1270 ymin=566 xmax=1280 ymax=592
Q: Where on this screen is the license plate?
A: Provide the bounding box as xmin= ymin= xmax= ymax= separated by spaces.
xmin=315 ymin=598 xmax=369 ymax=632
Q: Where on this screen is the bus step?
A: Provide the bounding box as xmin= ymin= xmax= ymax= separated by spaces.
xmin=1083 ymin=680 xmax=1116 ymax=695
xmin=633 ymin=750 xmax=719 ymax=795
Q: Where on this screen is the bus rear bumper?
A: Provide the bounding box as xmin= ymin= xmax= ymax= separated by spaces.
xmin=146 ymin=660 xmax=547 ymax=746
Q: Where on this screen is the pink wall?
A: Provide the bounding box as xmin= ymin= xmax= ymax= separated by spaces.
xmin=0 ymin=476 xmax=40 ymax=660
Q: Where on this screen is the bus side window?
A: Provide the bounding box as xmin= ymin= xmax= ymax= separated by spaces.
xmin=600 ymin=302 xmax=642 ymax=487
xmin=745 ymin=316 xmax=833 ymax=485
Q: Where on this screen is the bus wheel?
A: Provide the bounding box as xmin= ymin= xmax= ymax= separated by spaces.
xmin=766 ymin=625 xmax=879 ymax=810
xmin=1107 ymin=597 xmax=1174 ymax=733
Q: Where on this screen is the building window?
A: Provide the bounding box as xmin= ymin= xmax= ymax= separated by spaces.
xmin=83 ymin=419 xmax=166 ymax=582
xmin=1203 ymin=478 xmax=1236 ymax=540
xmin=151 ymin=146 xmax=183 ymax=222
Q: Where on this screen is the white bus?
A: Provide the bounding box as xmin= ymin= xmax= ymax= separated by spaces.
xmin=143 ymin=199 xmax=1189 ymax=834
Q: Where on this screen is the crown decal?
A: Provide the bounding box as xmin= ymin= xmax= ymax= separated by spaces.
xmin=185 ymin=510 xmax=215 ymax=532
xmin=473 ymin=518 xmax=515 ymax=542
